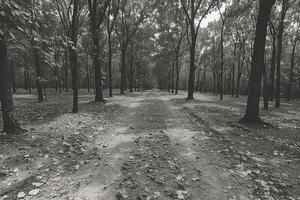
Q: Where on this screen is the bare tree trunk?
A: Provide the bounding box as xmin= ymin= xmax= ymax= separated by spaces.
xmin=129 ymin=48 xmax=134 ymax=92
xmin=108 ymin=33 xmax=113 ymax=97
xmin=269 ymin=29 xmax=276 ymax=101
xmin=175 ymin=52 xmax=180 ymax=94
xmin=171 ymin=59 xmax=175 ymax=93
xmin=220 ymin=21 xmax=225 ymax=100
xmin=263 ymin=65 xmax=269 ymax=110
xmin=10 ymin=61 xmax=17 ymax=93
xmin=240 ymin=0 xmax=275 ymax=123
xmin=187 ymin=35 xmax=196 ymax=100
xmin=232 ymin=42 xmax=237 ymax=97
xmin=275 ymin=0 xmax=287 ymax=108
xmin=287 ymin=39 xmax=297 ymax=101
xmin=69 ymin=0 xmax=79 ymax=113
xmin=64 ymin=50 xmax=68 ymax=92
xmin=120 ymin=45 xmax=127 ymax=94
xmin=0 ymin=38 xmax=24 ymax=134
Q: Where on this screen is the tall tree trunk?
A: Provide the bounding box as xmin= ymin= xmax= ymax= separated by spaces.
xmin=27 ymin=71 xmax=31 ymax=93
xmin=120 ymin=45 xmax=127 ymax=94
xmin=86 ymin=63 xmax=90 ymax=92
xmin=187 ymin=35 xmax=196 ymax=100
xmin=129 ymin=48 xmax=134 ymax=92
xmin=0 ymin=38 xmax=24 ymax=134
xmin=64 ymin=50 xmax=68 ymax=92
xmin=269 ymin=31 xmax=276 ymax=101
xmin=287 ymin=39 xmax=297 ymax=101
xmin=33 ymin=42 xmax=43 ymax=101
xmin=275 ymin=0 xmax=287 ymax=108
xmin=232 ymin=42 xmax=237 ymax=97
xmin=240 ymin=0 xmax=275 ymax=123
xmin=213 ymin=71 xmax=216 ymax=95
xmin=220 ymin=22 xmax=225 ymax=100
xmin=92 ymin=33 xmax=104 ymax=102
xmin=175 ymin=51 xmax=180 ymax=94
xmin=69 ymin=0 xmax=79 ymax=113
xmin=263 ymin=65 xmax=269 ymax=110
xmin=108 ymin=33 xmax=113 ymax=97
xmin=203 ymin=66 xmax=206 ymax=93
xmin=10 ymin=61 xmax=17 ymax=93
xmin=171 ymin=59 xmax=175 ymax=93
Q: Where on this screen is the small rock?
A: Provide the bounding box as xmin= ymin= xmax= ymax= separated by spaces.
xmin=29 ymin=189 xmax=40 ymax=196
xmin=17 ymin=192 xmax=26 ymax=198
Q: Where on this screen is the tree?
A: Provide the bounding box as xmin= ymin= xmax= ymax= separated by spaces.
xmin=88 ymin=0 xmax=110 ymax=102
xmin=275 ymin=0 xmax=289 ymax=108
xmin=0 ymin=1 xmax=25 ymax=134
xmin=116 ymin=0 xmax=157 ymax=94
xmin=106 ymin=0 xmax=120 ymax=97
xmin=240 ymin=0 xmax=275 ymax=123
xmin=55 ymin=0 xmax=85 ymax=113
xmin=180 ymin=0 xmax=217 ymax=100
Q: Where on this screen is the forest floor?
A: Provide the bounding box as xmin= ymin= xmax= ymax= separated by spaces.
xmin=0 ymin=89 xmax=299 ymax=200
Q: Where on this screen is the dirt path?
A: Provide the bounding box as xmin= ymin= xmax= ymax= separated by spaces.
xmin=2 ymin=91 xmax=299 ymax=200
xmin=28 ymin=91 xmax=252 ymax=200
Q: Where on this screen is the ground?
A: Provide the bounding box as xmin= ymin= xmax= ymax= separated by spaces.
xmin=0 ymin=89 xmax=299 ymax=200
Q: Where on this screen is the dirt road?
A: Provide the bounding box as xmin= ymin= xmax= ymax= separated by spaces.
xmin=55 ymin=91 xmax=252 ymax=200
xmin=1 ymin=90 xmax=299 ymax=200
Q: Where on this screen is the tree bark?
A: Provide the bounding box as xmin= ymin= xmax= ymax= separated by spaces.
xmin=240 ymin=0 xmax=275 ymax=123
xmin=129 ymin=48 xmax=134 ymax=92
xmin=64 ymin=50 xmax=68 ymax=92
xmin=0 ymin=38 xmax=24 ymax=134
xmin=69 ymin=0 xmax=79 ymax=113
xmin=269 ymin=26 xmax=276 ymax=101
xmin=275 ymin=0 xmax=287 ymax=108
xmin=175 ymin=51 xmax=180 ymax=94
xmin=187 ymin=35 xmax=196 ymax=100
xmin=220 ymin=21 xmax=225 ymax=100
xmin=287 ymin=39 xmax=297 ymax=101
xmin=108 ymin=32 xmax=113 ymax=97
xmin=263 ymin=65 xmax=269 ymax=110
xmin=232 ymin=42 xmax=237 ymax=97
xmin=120 ymin=45 xmax=127 ymax=94
xmin=171 ymin=59 xmax=175 ymax=93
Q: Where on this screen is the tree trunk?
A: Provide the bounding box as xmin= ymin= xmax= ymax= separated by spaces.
xmin=240 ymin=0 xmax=275 ymax=123
xmin=269 ymin=32 xmax=276 ymax=101
xmin=129 ymin=49 xmax=134 ymax=92
xmin=92 ymin=32 xmax=104 ymax=102
xmin=120 ymin=45 xmax=127 ymax=94
xmin=275 ymin=0 xmax=287 ymax=108
xmin=232 ymin=42 xmax=237 ymax=97
xmin=108 ymin=33 xmax=113 ymax=97
xmin=175 ymin=51 xmax=180 ymax=94
xmin=27 ymin=71 xmax=31 ymax=93
xmin=287 ymin=40 xmax=297 ymax=101
xmin=32 ymin=42 xmax=43 ymax=101
xmin=69 ymin=0 xmax=79 ymax=113
xmin=263 ymin=65 xmax=269 ymax=110
xmin=64 ymin=50 xmax=68 ymax=92
xmin=9 ymin=61 xmax=17 ymax=93
xmin=0 ymin=38 xmax=24 ymax=134
xmin=220 ymin=22 xmax=225 ymax=100
xmin=171 ymin=59 xmax=175 ymax=93
xmin=86 ymin=63 xmax=90 ymax=92
xmin=213 ymin=71 xmax=216 ymax=95
xmin=187 ymin=35 xmax=196 ymax=100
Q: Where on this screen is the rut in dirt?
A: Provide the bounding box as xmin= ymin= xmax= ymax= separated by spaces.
xmin=115 ymin=98 xmax=191 ymax=199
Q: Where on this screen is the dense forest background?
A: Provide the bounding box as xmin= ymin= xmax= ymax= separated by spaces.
xmin=0 ymin=0 xmax=300 ymax=132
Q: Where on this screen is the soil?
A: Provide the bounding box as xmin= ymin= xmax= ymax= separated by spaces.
xmin=0 ymin=90 xmax=299 ymax=200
